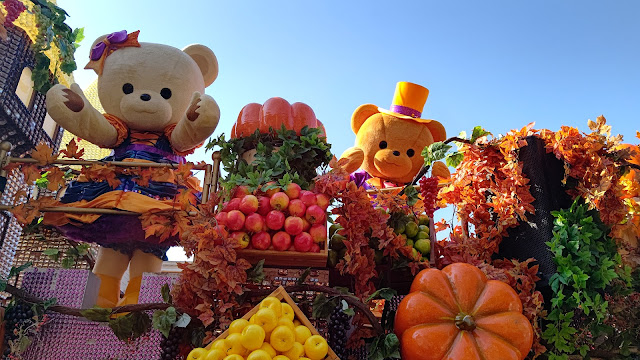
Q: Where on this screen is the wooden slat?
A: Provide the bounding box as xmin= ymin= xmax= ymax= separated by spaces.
xmin=237 ymin=248 xmax=327 ymax=268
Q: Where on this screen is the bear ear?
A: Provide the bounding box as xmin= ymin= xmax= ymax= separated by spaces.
xmin=182 ymin=44 xmax=219 ymax=87
xmin=351 ymin=104 xmax=379 ymax=134
xmin=86 ymin=35 xmax=108 ymax=74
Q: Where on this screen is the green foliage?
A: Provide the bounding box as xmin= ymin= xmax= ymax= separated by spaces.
xmin=152 ymin=306 xmax=177 ymax=338
xmin=403 ymin=186 xmax=420 ymax=206
xmin=296 ymin=267 xmax=311 ymax=285
xmin=44 ymin=243 xmax=92 ymax=268
xmin=312 ymin=290 xmax=357 ymax=320
xmin=368 ymin=333 xmax=401 ymax=360
xmin=29 ymin=1 xmax=84 ymax=93
xmin=108 ymin=312 xmax=152 ymax=342
xmin=206 ymin=125 xmax=332 ymax=192
xmin=542 ymin=199 xmax=629 ymax=358
xmin=365 ymin=288 xmax=397 ymax=303
xmin=246 ymin=259 xmax=265 ymax=284
xmin=422 ymin=142 xmax=452 ymax=167
xmin=161 ymin=283 xmax=173 ymax=304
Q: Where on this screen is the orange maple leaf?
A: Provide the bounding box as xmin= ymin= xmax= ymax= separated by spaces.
xmin=60 ymin=138 xmax=85 ymax=159
xmin=46 ymin=167 xmax=66 ymax=191
xmin=175 ymin=163 xmax=194 ymax=181
xmin=175 ymin=189 xmax=196 ymax=210
xmin=22 ymin=165 xmax=41 ymax=185
xmin=636 ymin=131 xmax=640 ymax=140
xmin=31 ymin=143 xmax=58 ymax=165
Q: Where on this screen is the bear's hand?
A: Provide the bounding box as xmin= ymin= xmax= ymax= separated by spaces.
xmin=172 ymin=92 xmax=220 ymax=152
xmin=45 ymin=84 xmax=118 ymax=147
xmin=431 ymin=161 xmax=451 ymax=179
xmin=339 ymin=146 xmax=365 ymax=174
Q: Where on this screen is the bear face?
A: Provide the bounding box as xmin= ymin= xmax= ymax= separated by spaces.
xmin=94 ymin=41 xmax=218 ymax=132
xmin=356 ymin=112 xmax=434 ymax=184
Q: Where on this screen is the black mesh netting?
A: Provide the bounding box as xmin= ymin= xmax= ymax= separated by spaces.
xmin=497 ymin=135 xmax=572 ymax=302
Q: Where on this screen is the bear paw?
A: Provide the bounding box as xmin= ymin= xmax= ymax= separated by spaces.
xmin=186 ymin=92 xmax=220 ymax=131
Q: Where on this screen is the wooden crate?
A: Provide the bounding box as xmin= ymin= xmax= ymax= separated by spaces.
xmin=205 ymin=286 xmax=339 ymax=360
xmin=237 ymin=248 xmax=327 ymax=268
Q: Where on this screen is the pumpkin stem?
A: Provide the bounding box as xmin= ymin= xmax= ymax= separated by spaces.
xmin=454 ymin=313 xmax=476 ymax=331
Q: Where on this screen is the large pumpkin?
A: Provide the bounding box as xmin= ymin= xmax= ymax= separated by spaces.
xmin=231 ymin=97 xmax=326 ymax=139
xmin=394 ymin=263 xmax=533 ymax=360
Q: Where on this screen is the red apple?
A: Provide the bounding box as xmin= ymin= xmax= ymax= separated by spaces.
xmin=288 ymin=199 xmax=306 ymax=217
xmin=230 ymin=231 xmax=250 ymax=248
xmin=263 ymin=181 xmax=280 ymax=197
xmin=266 ymin=210 xmax=285 ymax=230
xmin=245 ymin=213 xmax=265 ymax=233
xmin=251 ymin=231 xmax=271 ymax=250
xmin=294 ymin=232 xmax=313 ymax=252
xmin=270 ymin=192 xmax=290 ymax=211
xmin=233 ymin=185 xmax=251 ymax=199
xmin=300 ymin=191 xmax=317 ymax=207
xmin=239 ymin=194 xmax=259 ymax=215
xmin=309 ymin=243 xmax=321 ymax=253
xmin=284 ymin=216 xmax=304 ymax=236
xmin=257 ymin=196 xmax=271 ymax=216
xmin=309 ymin=224 xmax=327 ymax=243
xmin=215 ymin=212 xmax=228 ymax=226
xmin=284 ymin=183 xmax=301 ymax=199
xmin=226 ymin=210 xmax=246 ymax=231
xmin=305 ymin=205 xmax=326 ymax=225
xmin=315 ymin=193 xmax=330 ymax=210
xmin=301 ymin=217 xmax=311 ymax=232
xmin=272 ymin=231 xmax=292 ymax=251
xmin=225 ymin=198 xmax=241 ymax=211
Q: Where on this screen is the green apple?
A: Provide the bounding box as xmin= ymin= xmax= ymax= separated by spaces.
xmin=406 ymin=239 xmax=414 ymax=248
xmin=417 ymin=231 xmax=429 ymax=240
xmin=405 ymin=222 xmax=419 ymax=238
xmin=394 ymin=221 xmax=406 ymax=234
xmin=415 ymin=239 xmax=431 ymax=255
xmin=418 ymin=224 xmax=429 ymax=233
xmin=418 ymin=215 xmax=430 ymax=226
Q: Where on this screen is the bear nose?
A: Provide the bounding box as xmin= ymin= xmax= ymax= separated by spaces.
xmin=393 ymin=151 xmax=400 ymax=156
xmin=140 ymin=94 xmax=151 ymax=101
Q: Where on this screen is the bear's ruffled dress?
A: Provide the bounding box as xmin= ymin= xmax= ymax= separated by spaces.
xmin=44 ymin=115 xmax=202 ymax=259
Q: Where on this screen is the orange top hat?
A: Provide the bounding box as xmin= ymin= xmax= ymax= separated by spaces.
xmin=378 ymin=81 xmax=446 ymax=142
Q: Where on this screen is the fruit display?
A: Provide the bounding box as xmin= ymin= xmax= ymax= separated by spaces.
xmin=327 ymin=305 xmax=352 ymax=360
xmin=327 ymin=213 xmax=432 ymax=268
xmin=394 ymin=263 xmax=534 ymax=360
xmin=216 ymin=185 xmax=331 ymax=259
xmin=188 ymin=287 xmax=337 ymax=360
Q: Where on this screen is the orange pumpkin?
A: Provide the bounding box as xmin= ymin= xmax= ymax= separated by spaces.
xmin=231 ymin=97 xmax=326 ymax=139
xmin=394 ymin=263 xmax=533 ymax=360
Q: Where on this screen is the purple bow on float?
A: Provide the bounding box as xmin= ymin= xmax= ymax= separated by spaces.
xmin=85 ymin=30 xmax=141 ymax=75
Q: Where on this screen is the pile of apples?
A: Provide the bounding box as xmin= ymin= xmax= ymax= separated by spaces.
xmin=187 ymin=296 xmax=330 ymax=360
xmin=216 ymin=183 xmax=330 ymax=253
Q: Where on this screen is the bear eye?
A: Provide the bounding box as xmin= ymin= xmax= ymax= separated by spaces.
xmin=122 ymin=83 xmax=134 ymax=94
xmin=379 ymin=141 xmax=388 ymax=149
xmin=407 ymin=149 xmax=415 ymax=157
xmin=160 ymin=88 xmax=172 ymax=99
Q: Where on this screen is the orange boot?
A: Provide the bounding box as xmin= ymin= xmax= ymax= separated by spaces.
xmin=118 ymin=276 xmax=142 ymax=306
xmin=95 ymin=273 xmax=121 ymax=308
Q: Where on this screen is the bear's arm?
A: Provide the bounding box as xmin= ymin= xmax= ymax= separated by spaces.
xmin=339 ymin=146 xmax=365 ymax=174
xmin=46 ymin=84 xmax=119 ymax=148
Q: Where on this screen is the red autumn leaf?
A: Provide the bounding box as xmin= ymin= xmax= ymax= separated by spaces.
xmin=60 ymin=138 xmax=85 ymax=159
xmin=31 ymin=143 xmax=58 ymax=165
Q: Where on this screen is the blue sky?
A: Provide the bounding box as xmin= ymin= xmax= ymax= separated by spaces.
xmin=57 ymin=1 xmax=639 ymax=260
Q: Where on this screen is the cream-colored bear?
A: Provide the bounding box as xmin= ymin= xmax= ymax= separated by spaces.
xmin=43 ymin=30 xmax=219 ymax=307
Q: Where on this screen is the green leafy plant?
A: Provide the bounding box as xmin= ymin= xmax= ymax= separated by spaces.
xmin=542 ymin=199 xmax=631 ymax=359
xmin=368 ymin=333 xmax=401 ymax=360
xmin=206 ymin=125 xmax=332 ymax=192
xmin=43 ymin=242 xmax=91 ymax=268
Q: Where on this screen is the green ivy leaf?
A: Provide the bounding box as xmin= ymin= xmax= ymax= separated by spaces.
xmin=81 ymin=306 xmax=112 ymax=322
xmin=174 ymin=313 xmax=191 ymax=328
xmin=109 ymin=312 xmax=152 ymax=341
xmin=422 ymin=142 xmax=452 ymax=167
xmin=470 ymin=126 xmax=491 ymax=143
xmin=366 ymin=288 xmax=398 ymax=303
xmin=152 ymin=307 xmax=178 ymax=338
xmin=247 ymin=259 xmax=265 ymax=284
xmin=9 ymin=262 xmax=32 ymax=279
xmin=296 ymin=268 xmax=311 ymax=285
xmin=312 ymin=294 xmax=339 ymax=320
xmin=403 ymin=186 xmax=420 ymax=207
xmin=445 ymin=151 xmax=464 ymax=168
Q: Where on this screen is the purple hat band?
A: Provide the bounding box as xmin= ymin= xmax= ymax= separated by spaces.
xmin=90 ymin=30 xmax=129 ymax=61
xmin=389 ymin=104 xmax=421 ymax=118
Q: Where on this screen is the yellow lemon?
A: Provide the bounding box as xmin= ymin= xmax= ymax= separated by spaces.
xmin=259 ymin=297 xmax=282 ymax=318
xmin=226 ymin=333 xmax=247 ymax=356
xmin=205 ymin=349 xmax=227 ymax=360
xmin=241 ymin=324 xmax=266 ymax=351
xmin=246 ymin=349 xmax=272 ymax=360
xmin=303 ymin=335 xmax=328 ymax=360
xmin=254 ymin=308 xmax=278 ymax=333
xmin=293 ymin=320 xmax=301 ymax=327
xmin=187 ymin=348 xmax=209 ymax=360
xmin=249 ymin=314 xmax=256 ymax=324
xmin=259 ymin=343 xmax=277 ymax=358
xmin=280 ymin=303 xmax=294 ymax=321
xmin=272 ymin=356 xmax=289 ymax=360
xmin=223 ymin=355 xmax=245 ymax=360
xmin=212 ymin=339 xmax=232 ymax=353
xmin=299 ymin=358 xmax=311 ymax=360
xmin=294 ymin=325 xmax=312 ymax=344
xmin=269 ymin=325 xmax=295 ymax=352
xmin=229 ymin=318 xmax=250 ymax=334
xmin=278 ymin=318 xmax=295 ymax=331
xmin=282 ymin=342 xmax=305 ymax=360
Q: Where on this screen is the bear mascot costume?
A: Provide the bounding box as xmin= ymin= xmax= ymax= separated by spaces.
xmin=43 ymin=30 xmax=220 ymax=307
xmin=340 ymin=81 xmax=449 ymax=190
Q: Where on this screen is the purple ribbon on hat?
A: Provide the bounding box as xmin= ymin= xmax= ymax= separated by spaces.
xmin=390 ymin=104 xmax=421 ymax=118
xmin=90 ymin=30 xmax=129 ymax=61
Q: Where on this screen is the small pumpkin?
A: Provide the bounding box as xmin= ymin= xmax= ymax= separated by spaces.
xmin=231 ymin=97 xmax=326 ymax=139
xmin=394 ymin=262 xmax=533 ymax=360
